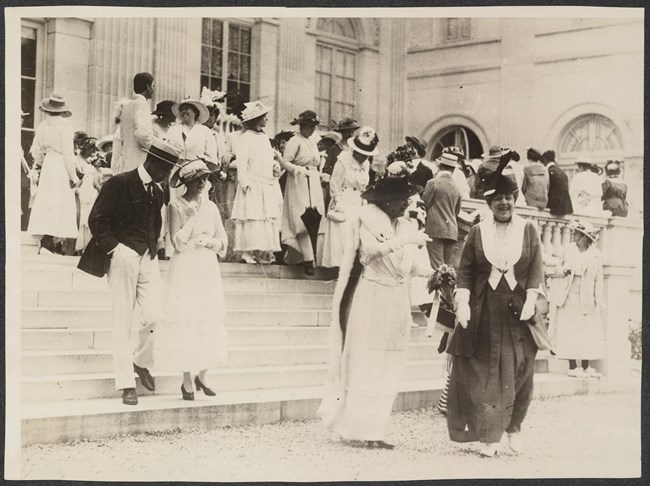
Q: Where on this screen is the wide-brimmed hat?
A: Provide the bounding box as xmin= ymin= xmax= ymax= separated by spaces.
xmin=96 ymin=135 xmax=114 ymax=152
xmin=74 ymin=131 xmax=88 ymax=145
xmin=141 ymin=138 xmax=181 ymax=167
xmin=152 ymin=100 xmax=176 ymax=117
xmin=569 ymin=219 xmax=599 ymax=243
xmin=170 ymin=158 xmax=219 ymax=188
xmin=348 ymin=126 xmax=379 ymax=156
xmin=436 ymin=152 xmax=459 ymax=168
xmin=334 ymin=117 xmax=360 ymax=133
xmin=199 ymin=86 xmax=227 ymax=106
xmin=79 ymin=137 xmax=98 ymax=154
xmin=240 ymin=100 xmax=273 ymax=123
xmin=483 ymin=157 xmax=519 ymax=197
xmin=405 ymin=136 xmax=427 ymax=157
xmin=575 ymin=154 xmax=603 ymax=175
xmin=40 ymin=94 xmax=72 ymax=117
xmin=443 ymin=145 xmax=465 ymax=159
xmin=527 ymin=147 xmax=544 ymax=162
xmin=361 ymin=174 xmax=419 ymax=202
xmin=172 ymin=98 xmax=210 ymax=125
xmin=320 ymin=131 xmax=342 ymax=144
xmin=291 ymin=110 xmax=321 ymax=126
xmin=482 ymin=145 xmax=510 ymax=160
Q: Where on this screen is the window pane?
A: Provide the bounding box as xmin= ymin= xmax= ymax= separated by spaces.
xmin=21 ymin=35 xmax=37 ymax=78
xmin=226 ymin=80 xmax=247 ymax=115
xmin=240 ymin=28 xmax=251 ymax=54
xmin=229 ymin=25 xmax=240 ymax=52
xmin=228 ymin=52 xmax=239 ymax=80
xmin=210 ymin=77 xmax=223 ymax=91
xmin=201 ymin=75 xmax=210 ymax=91
xmin=321 ymin=74 xmax=331 ymax=99
xmin=321 ymin=46 xmax=332 ymax=73
xmin=334 ymin=50 xmax=345 ymax=76
xmin=332 ymin=77 xmax=342 ymax=102
xmin=201 ymin=19 xmax=211 ymax=45
xmin=212 ymin=48 xmax=222 ymax=77
xmin=201 ymin=45 xmax=210 ymax=73
xmin=211 ymin=19 xmax=223 ymax=47
xmin=346 ymin=53 xmax=355 ymax=77
xmin=240 ymin=55 xmax=250 ymax=82
xmin=21 ymin=78 xmax=35 ymax=127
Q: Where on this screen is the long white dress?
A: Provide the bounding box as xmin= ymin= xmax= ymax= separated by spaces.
xmin=318 ymin=204 xmax=432 ymax=440
xmin=231 ymin=130 xmax=283 ymax=253
xmin=27 ymin=116 xmax=79 ymax=239
xmin=154 ymin=195 xmax=229 ymax=372
xmin=570 ymin=171 xmax=604 ymax=216
xmin=316 ymin=151 xmax=370 ymax=268
xmin=281 ymin=134 xmax=325 ymax=264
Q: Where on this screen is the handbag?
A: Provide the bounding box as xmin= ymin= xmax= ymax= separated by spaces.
xmin=508 ymin=285 xmax=554 ymax=352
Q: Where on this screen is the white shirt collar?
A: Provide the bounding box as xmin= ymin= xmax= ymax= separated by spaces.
xmin=137 ymin=164 xmax=153 ymax=186
xmin=547 ymin=161 xmax=556 ymax=168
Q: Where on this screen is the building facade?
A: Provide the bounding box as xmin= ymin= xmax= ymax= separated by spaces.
xmin=19 ymin=15 xmax=643 ymax=227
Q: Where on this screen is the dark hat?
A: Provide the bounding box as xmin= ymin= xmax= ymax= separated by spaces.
xmin=362 ymin=174 xmax=419 ymax=202
xmin=386 ymin=144 xmax=417 ymax=164
xmin=152 ymin=100 xmax=176 ymax=117
xmin=542 ymin=150 xmax=556 ymax=163
xmin=290 ymin=110 xmax=321 ymax=126
xmin=405 ymin=136 xmax=427 ymax=157
xmin=334 ymin=117 xmax=360 ymax=132
xmin=575 ymin=155 xmax=603 ymax=175
xmin=442 ymin=145 xmax=464 ymax=159
xmin=74 ymin=131 xmax=88 ymax=144
xmin=170 ymin=158 xmax=219 ymax=188
xmin=274 ymin=130 xmax=295 ymax=143
xmin=79 ymin=136 xmax=98 ymax=152
xmin=483 ymin=155 xmax=519 ymax=197
xmin=605 ymin=160 xmax=622 ymax=176
xmin=482 ymin=145 xmax=509 ymax=160
xmin=527 ymin=147 xmax=544 ymax=162
xmin=141 ymin=138 xmax=181 ymax=167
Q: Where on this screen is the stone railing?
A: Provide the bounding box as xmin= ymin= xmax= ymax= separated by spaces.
xmin=461 ymin=198 xmax=643 ymax=390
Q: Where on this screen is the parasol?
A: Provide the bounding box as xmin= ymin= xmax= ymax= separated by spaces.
xmin=300 ymin=171 xmax=322 ymax=256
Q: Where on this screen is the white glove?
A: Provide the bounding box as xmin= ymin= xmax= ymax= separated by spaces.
xmin=401 ymin=230 xmax=431 ymax=247
xmin=206 ymin=238 xmax=223 ymax=252
xmin=520 ymin=290 xmax=538 ymax=321
xmin=320 ymin=173 xmax=331 ymax=183
xmin=194 ymin=235 xmax=209 ymax=247
xmin=454 ymin=289 xmax=470 ymax=329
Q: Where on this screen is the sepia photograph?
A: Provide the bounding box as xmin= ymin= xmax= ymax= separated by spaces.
xmin=4 ymin=3 xmax=643 ymax=481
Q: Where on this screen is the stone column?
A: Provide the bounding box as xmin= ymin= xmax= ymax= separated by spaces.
xmin=45 ymin=18 xmax=93 ymax=133
xmin=251 ymin=19 xmax=280 ymax=134
xmin=499 ymin=18 xmax=535 ymax=150
xmin=154 ymin=18 xmax=192 ymax=102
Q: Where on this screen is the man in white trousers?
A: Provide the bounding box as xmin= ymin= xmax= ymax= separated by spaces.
xmin=78 ymin=138 xmax=180 ymax=405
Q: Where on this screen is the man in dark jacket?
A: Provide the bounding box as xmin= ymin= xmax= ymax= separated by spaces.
xmin=542 ymin=149 xmax=573 ymax=216
xmin=78 ymin=138 xmax=180 ymax=405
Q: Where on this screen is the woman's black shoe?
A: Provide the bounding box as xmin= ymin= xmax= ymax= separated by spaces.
xmin=304 ymin=261 xmax=315 ymax=276
xmin=181 ymin=384 xmax=194 ymax=401
xmin=194 ymin=376 xmax=216 ymax=396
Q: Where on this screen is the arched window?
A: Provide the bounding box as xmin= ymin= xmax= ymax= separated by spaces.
xmin=430 ymin=125 xmax=484 ymax=160
xmin=560 ymin=114 xmax=623 ymax=153
xmin=315 ymin=19 xmax=358 ymax=126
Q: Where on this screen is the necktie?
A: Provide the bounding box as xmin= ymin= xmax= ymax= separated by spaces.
xmin=146 ymin=182 xmax=157 ymax=256
xmin=146 ymin=181 xmax=155 ymax=200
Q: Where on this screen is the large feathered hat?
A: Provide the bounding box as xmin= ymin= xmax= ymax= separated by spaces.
xmin=483 ymin=151 xmax=519 ymax=197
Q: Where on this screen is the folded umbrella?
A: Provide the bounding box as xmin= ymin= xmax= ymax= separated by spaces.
xmin=300 ymin=172 xmax=322 ymax=256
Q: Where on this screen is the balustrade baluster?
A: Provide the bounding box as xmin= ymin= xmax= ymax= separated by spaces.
xmin=552 ymin=222 xmax=564 ymax=257
xmin=541 ymin=221 xmax=554 ymax=256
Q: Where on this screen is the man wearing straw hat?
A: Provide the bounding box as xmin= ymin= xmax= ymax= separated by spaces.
xmin=113 ymin=72 xmax=156 ymax=175
xmin=78 ymin=138 xmax=180 ymax=405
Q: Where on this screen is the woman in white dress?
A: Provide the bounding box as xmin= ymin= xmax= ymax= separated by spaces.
xmin=318 ymin=173 xmax=432 ymax=449
xmin=281 ymin=110 xmax=326 ymax=275
xmin=317 ymin=127 xmax=379 ymax=268
xmin=549 ymin=220 xmax=605 ymax=378
xmin=28 ymin=94 xmax=81 ymax=254
xmin=154 ymin=159 xmax=228 ymax=400
xmin=570 ymin=156 xmax=605 ymax=216
xmin=231 ymin=101 xmax=283 ymax=264
xmin=168 ymin=98 xmax=217 ymax=165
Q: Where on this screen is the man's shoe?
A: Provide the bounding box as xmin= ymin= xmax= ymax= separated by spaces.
xmin=122 ymin=388 xmax=138 ymax=405
xmin=133 ymin=363 xmax=155 ymax=391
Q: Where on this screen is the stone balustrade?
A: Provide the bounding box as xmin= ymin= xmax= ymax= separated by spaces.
xmin=461 ymin=198 xmax=642 ymax=391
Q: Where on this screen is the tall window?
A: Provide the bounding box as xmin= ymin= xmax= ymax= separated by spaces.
xmin=446 ymin=18 xmax=471 ymax=42
xmin=201 ymin=19 xmax=251 ymax=115
xmin=560 ymin=114 xmax=623 ymax=153
xmin=431 ymin=125 xmax=483 ymax=161
xmin=315 ymin=19 xmax=358 ymax=126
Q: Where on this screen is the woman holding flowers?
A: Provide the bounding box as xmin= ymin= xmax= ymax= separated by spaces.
xmin=318 ymin=167 xmax=432 ymax=449
xmin=446 ymin=150 xmax=544 ymax=457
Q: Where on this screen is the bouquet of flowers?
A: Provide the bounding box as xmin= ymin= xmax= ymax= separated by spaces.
xmin=427 ymin=263 xmax=457 ymax=330
xmin=386 ymin=144 xmax=417 ymax=170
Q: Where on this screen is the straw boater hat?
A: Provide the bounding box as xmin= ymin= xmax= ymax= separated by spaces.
xmin=290 ymin=110 xmax=321 ymax=126
xmin=172 ymin=97 xmax=210 ymax=125
xmin=348 ymin=126 xmax=379 ymax=156
xmin=170 ymin=158 xmax=219 ymax=188
xmin=141 ymin=138 xmax=181 ymax=167
xmin=96 ymin=135 xmax=114 ymax=153
xmin=442 ymin=145 xmax=465 ymax=160
xmin=40 ymin=94 xmax=72 ymax=117
xmin=405 ymin=136 xmax=427 ymax=157
xmin=575 ymin=154 xmax=603 ymax=175
xmin=361 ymin=172 xmax=419 ymax=202
xmin=240 ymin=100 xmax=273 ymax=123
xmin=436 ymin=152 xmax=459 ymax=168
xmin=569 ymin=219 xmax=599 ymax=243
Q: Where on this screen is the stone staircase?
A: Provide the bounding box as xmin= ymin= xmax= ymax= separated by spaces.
xmin=19 ymin=233 xmax=604 ymax=446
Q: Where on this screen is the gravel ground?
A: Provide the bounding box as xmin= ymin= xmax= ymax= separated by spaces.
xmin=21 ymin=388 xmax=640 ymax=481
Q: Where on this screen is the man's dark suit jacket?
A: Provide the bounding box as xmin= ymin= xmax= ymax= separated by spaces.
xmin=78 ymin=168 xmax=163 ymax=277
xmin=546 ymin=163 xmax=573 ymax=216
xmin=408 ymin=162 xmax=434 ymax=193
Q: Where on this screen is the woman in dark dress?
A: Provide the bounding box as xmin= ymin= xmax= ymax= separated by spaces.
xmin=446 ymin=152 xmax=544 ymax=457
xmin=601 ymin=160 xmax=628 ymax=217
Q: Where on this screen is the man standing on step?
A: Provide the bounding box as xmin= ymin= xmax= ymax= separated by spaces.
xmin=78 ymin=138 xmax=180 ymax=405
